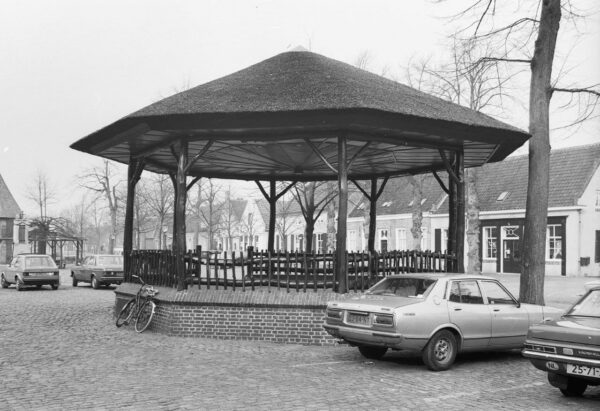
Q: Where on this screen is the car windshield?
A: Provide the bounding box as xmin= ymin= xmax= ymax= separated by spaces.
xmin=566 ymin=289 xmax=600 ymax=317
xmin=98 ymin=256 xmax=123 ymax=266
xmin=367 ymin=277 xmax=437 ymax=298
xmin=25 ymin=256 xmax=56 ymax=269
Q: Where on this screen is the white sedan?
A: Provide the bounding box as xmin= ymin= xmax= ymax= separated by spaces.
xmin=323 ymin=274 xmax=563 ymax=371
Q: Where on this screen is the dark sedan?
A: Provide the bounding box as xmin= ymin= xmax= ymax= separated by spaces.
xmin=71 ymin=254 xmax=124 ymax=289
xmin=522 ymin=285 xmax=600 ymax=397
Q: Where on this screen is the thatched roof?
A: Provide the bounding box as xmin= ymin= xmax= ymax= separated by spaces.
xmin=71 ymin=50 xmax=529 ymax=181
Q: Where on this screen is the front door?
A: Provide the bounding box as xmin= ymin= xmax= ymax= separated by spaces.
xmin=502 ymin=226 xmax=522 ymax=273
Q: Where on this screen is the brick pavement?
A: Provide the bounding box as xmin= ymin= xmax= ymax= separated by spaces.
xmin=0 ymin=270 xmax=598 ymax=410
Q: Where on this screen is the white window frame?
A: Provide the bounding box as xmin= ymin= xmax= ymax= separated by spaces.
xmin=547 ymin=224 xmax=562 ymax=260
xmin=483 ymin=227 xmax=497 ymax=259
xmin=395 ymin=228 xmax=407 ymax=250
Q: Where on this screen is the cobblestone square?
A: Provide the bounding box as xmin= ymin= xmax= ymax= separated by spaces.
xmin=0 ymin=270 xmax=598 ymax=410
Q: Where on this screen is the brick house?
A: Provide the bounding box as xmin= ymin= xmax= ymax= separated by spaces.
xmin=347 ymin=143 xmax=600 ymax=277
xmin=0 ymin=174 xmax=26 ymax=264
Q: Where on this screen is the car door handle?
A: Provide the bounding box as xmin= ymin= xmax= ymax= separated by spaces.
xmin=453 ymin=308 xmax=462 ymax=311
xmin=493 ymin=308 xmax=500 ymax=312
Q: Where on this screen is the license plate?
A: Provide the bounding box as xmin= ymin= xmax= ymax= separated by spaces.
xmin=566 ymin=364 xmax=600 ymax=379
xmin=347 ymin=312 xmax=370 ymax=326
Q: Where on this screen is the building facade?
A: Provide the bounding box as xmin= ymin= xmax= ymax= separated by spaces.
xmin=347 ymin=144 xmax=600 ymax=277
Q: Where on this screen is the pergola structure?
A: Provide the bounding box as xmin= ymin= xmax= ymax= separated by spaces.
xmin=71 ymin=50 xmax=529 ymax=291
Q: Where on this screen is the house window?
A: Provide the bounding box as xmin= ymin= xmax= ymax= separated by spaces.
xmin=483 ymin=227 xmax=497 ymax=259
xmin=395 ymin=228 xmax=407 ymax=250
xmin=18 ymin=225 xmax=26 ymax=243
xmin=594 ymin=230 xmax=600 ymax=263
xmin=317 ymin=233 xmax=325 ymax=253
xmin=547 ymin=225 xmax=563 ymax=260
xmin=420 ymin=227 xmax=428 ymax=250
xmin=379 ymin=229 xmax=389 ymax=252
xmin=347 ymin=230 xmax=356 ymax=251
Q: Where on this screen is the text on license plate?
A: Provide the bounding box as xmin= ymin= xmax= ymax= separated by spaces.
xmin=347 ymin=312 xmax=370 ymax=325
xmin=567 ymin=364 xmax=600 ymax=378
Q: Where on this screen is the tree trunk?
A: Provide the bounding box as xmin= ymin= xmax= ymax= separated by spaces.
xmin=305 ymin=220 xmax=315 ymax=253
xmin=520 ymin=0 xmax=561 ymax=305
xmin=409 ymin=176 xmax=423 ymax=250
xmin=466 ymin=168 xmax=481 ymax=274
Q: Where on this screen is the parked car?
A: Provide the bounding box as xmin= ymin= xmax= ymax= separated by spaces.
xmin=0 ymin=254 xmax=60 ymax=291
xmin=323 ymin=274 xmax=563 ymax=371
xmin=522 ymin=285 xmax=600 ymax=397
xmin=71 ymin=254 xmax=124 ymax=289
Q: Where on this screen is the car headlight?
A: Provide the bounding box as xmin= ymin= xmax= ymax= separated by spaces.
xmin=326 ymin=308 xmax=342 ymax=319
xmin=373 ymin=314 xmax=394 ymax=326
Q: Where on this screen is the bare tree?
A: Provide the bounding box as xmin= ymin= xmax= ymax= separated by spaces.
xmin=275 ymin=199 xmax=296 ymax=251
xmin=79 ymin=160 xmax=123 ymax=254
xmin=407 ymin=175 xmax=426 ymax=250
xmin=448 ymin=0 xmax=600 ymax=303
xmin=220 ymin=188 xmax=243 ymax=252
xmin=139 ymin=174 xmax=173 ymax=250
xmin=195 ymin=179 xmax=223 ymax=249
xmin=25 ymin=170 xmax=58 ymax=253
xmin=292 ymin=182 xmax=337 ymax=253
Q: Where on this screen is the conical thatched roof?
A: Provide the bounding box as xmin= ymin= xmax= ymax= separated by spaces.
xmin=71 ymin=50 xmax=529 ymax=181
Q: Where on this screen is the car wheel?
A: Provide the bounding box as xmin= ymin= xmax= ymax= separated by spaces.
xmin=0 ymin=275 xmax=8 ymax=289
xmin=72 ymin=273 xmax=78 ymax=287
xmin=422 ymin=330 xmax=457 ymax=371
xmin=559 ymin=377 xmax=588 ymax=397
xmin=358 ymin=346 xmax=388 ymax=360
xmin=51 ymin=284 xmax=58 ymax=290
xmin=15 ymin=278 xmax=23 ymax=292
xmin=91 ymin=276 xmax=99 ymax=289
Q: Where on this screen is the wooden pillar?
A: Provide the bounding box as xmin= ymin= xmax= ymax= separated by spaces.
xmin=448 ymin=167 xmax=456 ymax=269
xmin=174 ymin=140 xmax=188 ymax=290
xmin=268 ymin=181 xmax=276 ymax=252
xmin=124 ymin=157 xmax=144 ymax=274
xmin=455 ymin=149 xmax=465 ymax=273
xmin=368 ymin=177 xmax=377 ymax=252
xmin=336 ymin=135 xmax=348 ymax=293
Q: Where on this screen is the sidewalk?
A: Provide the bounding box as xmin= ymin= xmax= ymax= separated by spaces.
xmin=486 ymin=272 xmax=599 ymax=309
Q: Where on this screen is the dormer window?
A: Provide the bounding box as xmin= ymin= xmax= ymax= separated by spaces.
xmin=496 ymin=191 xmax=510 ymax=202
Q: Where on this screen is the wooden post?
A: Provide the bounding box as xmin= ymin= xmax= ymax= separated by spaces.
xmin=268 ymin=181 xmax=276 ymax=252
xmin=174 ymin=140 xmax=188 ymax=290
xmin=123 ymin=157 xmax=144 ymax=276
xmin=336 ymin=135 xmax=348 ymax=293
xmin=448 ymin=161 xmax=457 ymax=271
xmin=368 ymin=177 xmax=377 ymax=252
xmin=455 ymin=148 xmax=465 ymax=273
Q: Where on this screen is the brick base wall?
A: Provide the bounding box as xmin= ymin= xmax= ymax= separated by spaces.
xmin=115 ymin=284 xmax=354 ymax=345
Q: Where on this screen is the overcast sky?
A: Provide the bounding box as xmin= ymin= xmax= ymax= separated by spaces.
xmin=1 ymin=0 xmax=599 ymax=216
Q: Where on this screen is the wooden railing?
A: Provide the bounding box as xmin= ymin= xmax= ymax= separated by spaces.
xmin=125 ymin=247 xmax=457 ymax=292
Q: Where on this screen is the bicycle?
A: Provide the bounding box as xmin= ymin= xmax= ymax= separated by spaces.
xmin=115 ymin=275 xmax=159 ymax=333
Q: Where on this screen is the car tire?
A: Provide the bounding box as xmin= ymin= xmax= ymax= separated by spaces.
xmin=358 ymin=346 xmax=388 ymax=360
xmin=0 ymin=275 xmax=8 ymax=289
xmin=51 ymin=284 xmax=58 ymax=290
xmin=91 ymin=276 xmax=99 ymax=289
xmin=559 ymin=377 xmax=588 ymax=397
xmin=15 ymin=278 xmax=23 ymax=292
xmin=422 ymin=330 xmax=457 ymax=371
xmin=72 ymin=273 xmax=78 ymax=287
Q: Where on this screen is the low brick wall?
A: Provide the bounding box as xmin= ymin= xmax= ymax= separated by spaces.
xmin=114 ymin=284 xmax=355 ymax=345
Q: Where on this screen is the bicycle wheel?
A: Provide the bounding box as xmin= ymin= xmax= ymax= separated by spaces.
xmin=116 ymin=299 xmax=136 ymax=327
xmin=134 ymin=300 xmax=156 ymax=333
